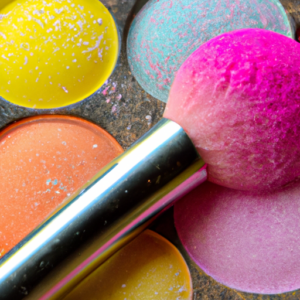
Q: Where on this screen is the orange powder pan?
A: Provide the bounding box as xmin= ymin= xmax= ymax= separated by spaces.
xmin=0 ymin=115 xmax=123 ymax=257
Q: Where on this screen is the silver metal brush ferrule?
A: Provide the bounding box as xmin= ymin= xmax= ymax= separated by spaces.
xmin=0 ymin=118 xmax=207 ymax=300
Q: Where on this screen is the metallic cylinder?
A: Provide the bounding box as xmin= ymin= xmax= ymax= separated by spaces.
xmin=0 ymin=118 xmax=207 ymax=300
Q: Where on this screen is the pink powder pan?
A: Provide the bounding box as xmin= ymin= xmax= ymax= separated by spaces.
xmin=175 ymin=180 xmax=300 ymax=294
xmin=168 ymin=28 xmax=300 ymax=294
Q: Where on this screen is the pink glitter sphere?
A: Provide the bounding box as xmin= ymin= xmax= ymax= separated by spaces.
xmin=164 ymin=28 xmax=300 ymax=191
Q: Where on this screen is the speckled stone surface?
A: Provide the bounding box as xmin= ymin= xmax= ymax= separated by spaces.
xmin=0 ymin=0 xmax=299 ymax=299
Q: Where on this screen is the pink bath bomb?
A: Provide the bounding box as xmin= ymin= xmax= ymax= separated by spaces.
xmin=174 ymin=181 xmax=300 ymax=294
xmin=164 ymin=28 xmax=300 ymax=191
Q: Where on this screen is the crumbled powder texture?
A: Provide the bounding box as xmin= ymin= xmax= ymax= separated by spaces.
xmin=164 ymin=29 xmax=300 ymax=191
xmin=174 ymin=179 xmax=300 ymax=294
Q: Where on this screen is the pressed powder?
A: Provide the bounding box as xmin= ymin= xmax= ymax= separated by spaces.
xmin=175 ymin=181 xmax=300 ymax=294
xmin=0 ymin=115 xmax=123 ymax=257
xmin=64 ymin=230 xmax=193 ymax=300
xmin=0 ymin=0 xmax=119 ymax=109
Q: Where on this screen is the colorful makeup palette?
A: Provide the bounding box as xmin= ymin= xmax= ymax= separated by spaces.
xmin=0 ymin=0 xmax=299 ymax=298
xmin=174 ymin=181 xmax=300 ymax=294
xmin=0 ymin=0 xmax=119 ymax=109
xmin=127 ymin=0 xmax=294 ymax=102
xmin=0 ymin=115 xmax=123 ymax=257
xmin=64 ymin=230 xmax=193 ymax=300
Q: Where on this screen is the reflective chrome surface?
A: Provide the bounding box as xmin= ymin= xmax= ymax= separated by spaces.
xmin=0 ymin=118 xmax=206 ymax=300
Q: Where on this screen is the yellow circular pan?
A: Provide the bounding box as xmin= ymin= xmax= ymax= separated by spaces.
xmin=64 ymin=230 xmax=193 ymax=300
xmin=0 ymin=0 xmax=119 ymax=109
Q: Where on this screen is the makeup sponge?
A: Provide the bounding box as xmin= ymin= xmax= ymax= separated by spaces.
xmin=174 ymin=181 xmax=300 ymax=294
xmin=127 ymin=0 xmax=293 ymax=102
xmin=164 ymin=29 xmax=300 ymax=191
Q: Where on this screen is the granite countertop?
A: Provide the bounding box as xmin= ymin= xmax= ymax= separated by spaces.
xmin=0 ymin=0 xmax=299 ymax=299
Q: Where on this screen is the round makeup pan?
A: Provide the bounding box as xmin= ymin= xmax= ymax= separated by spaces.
xmin=0 ymin=0 xmax=119 ymax=109
xmin=0 ymin=115 xmax=123 ymax=257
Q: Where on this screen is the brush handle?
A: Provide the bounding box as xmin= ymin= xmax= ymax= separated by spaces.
xmin=0 ymin=118 xmax=206 ymax=300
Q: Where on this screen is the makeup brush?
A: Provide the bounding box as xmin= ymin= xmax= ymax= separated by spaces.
xmin=1 ymin=28 xmax=300 ymax=300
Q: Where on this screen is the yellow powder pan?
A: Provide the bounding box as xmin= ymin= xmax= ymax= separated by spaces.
xmin=64 ymin=230 xmax=192 ymax=300
xmin=0 ymin=0 xmax=119 ymax=109
xmin=28 ymin=230 xmax=193 ymax=300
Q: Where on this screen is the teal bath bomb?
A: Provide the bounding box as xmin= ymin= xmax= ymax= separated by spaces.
xmin=127 ymin=0 xmax=294 ymax=102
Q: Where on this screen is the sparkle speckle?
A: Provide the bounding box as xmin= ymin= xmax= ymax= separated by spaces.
xmin=54 ymin=8 xmax=64 ymax=14
xmin=0 ymin=32 xmax=7 ymax=39
xmin=62 ymin=86 xmax=68 ymax=93
xmin=111 ymin=105 xmax=117 ymax=113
